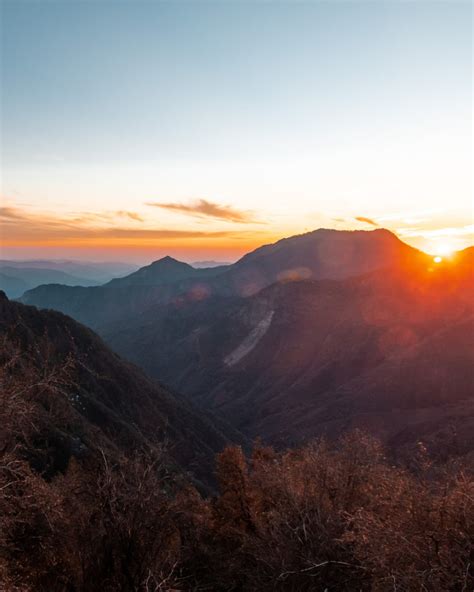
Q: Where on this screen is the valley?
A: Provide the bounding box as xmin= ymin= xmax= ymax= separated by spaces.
xmin=19 ymin=229 xmax=474 ymax=461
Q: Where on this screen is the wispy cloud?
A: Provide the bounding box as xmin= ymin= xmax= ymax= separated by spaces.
xmin=116 ymin=211 xmax=144 ymax=222
xmin=0 ymin=206 xmax=26 ymax=220
xmin=397 ymin=225 xmax=474 ymax=239
xmin=355 ymin=216 xmax=378 ymax=226
xmin=376 ymin=207 xmax=445 ymax=224
xmin=0 ymin=204 xmax=257 ymax=245
xmin=145 ymin=198 xmax=257 ymax=223
xmin=70 ymin=210 xmax=144 ymax=224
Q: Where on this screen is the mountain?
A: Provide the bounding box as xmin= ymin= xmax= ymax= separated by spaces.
xmin=21 ymin=256 xmax=228 ymax=328
xmin=0 ymin=291 xmax=239 ymax=486
xmin=221 ymin=227 xmax=425 ymax=296
xmin=0 ymin=265 xmax=100 ymax=298
xmin=103 ymin=253 xmax=474 ymax=458
xmin=0 ymin=272 xmax=31 ymax=299
xmin=20 ymin=228 xmax=474 ymax=456
xmin=192 ymin=260 xmax=232 ymax=268
xmin=454 ymin=245 xmax=474 ymax=266
xmin=4 ymin=284 xmax=472 ymax=590
xmin=0 ymin=259 xmax=138 ymax=283
xmin=21 ymin=229 xmax=424 ymax=328
xmin=106 ymin=256 xmax=196 ymax=287
xmin=105 ymin=255 xmax=227 ymax=288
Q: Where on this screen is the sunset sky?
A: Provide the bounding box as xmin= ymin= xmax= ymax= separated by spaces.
xmin=1 ymin=1 xmax=472 ymax=263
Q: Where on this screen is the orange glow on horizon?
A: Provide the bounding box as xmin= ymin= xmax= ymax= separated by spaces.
xmin=425 ymin=240 xmax=457 ymax=257
xmin=2 ymin=232 xmax=472 ymax=264
xmin=0 ymin=235 xmax=278 ymax=264
xmin=1 ymin=202 xmax=473 ymax=264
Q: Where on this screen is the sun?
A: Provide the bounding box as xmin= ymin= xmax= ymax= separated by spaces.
xmin=433 ymin=256 xmax=443 ymax=264
xmin=433 ymin=242 xmax=455 ymax=256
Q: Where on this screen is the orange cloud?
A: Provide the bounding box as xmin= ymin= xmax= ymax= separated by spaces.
xmin=0 ymin=206 xmax=27 ymax=220
xmin=116 ymin=211 xmax=144 ymax=222
xmin=145 ymin=199 xmax=257 ymax=223
xmin=355 ymin=216 xmax=378 ymax=226
xmin=0 ymin=204 xmax=269 ymax=251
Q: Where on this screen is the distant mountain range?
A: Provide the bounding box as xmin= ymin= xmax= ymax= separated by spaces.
xmin=0 ymin=259 xmax=139 ymax=298
xmin=0 ymin=258 xmax=138 ymax=279
xmin=22 ymin=229 xmax=423 ymax=327
xmin=20 ymin=229 xmax=474 ymax=459
xmin=0 ymin=266 xmax=100 ymax=298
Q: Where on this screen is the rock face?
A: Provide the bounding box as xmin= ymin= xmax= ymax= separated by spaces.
xmin=0 ymin=291 xmax=239 ymax=486
xmin=224 ymin=310 xmax=274 ymax=367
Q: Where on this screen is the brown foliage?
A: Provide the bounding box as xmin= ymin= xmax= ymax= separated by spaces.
xmin=1 ymin=346 xmax=472 ymax=591
xmin=199 ymin=433 xmax=474 ymax=592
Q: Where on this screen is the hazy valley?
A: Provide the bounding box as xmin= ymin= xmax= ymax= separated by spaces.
xmin=19 ymin=229 xmax=474 ymax=459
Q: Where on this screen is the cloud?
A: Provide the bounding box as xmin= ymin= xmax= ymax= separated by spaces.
xmin=397 ymin=225 xmax=474 ymax=239
xmin=70 ymin=210 xmax=144 ymax=224
xmin=145 ymin=199 xmax=256 ymax=223
xmin=98 ymin=228 xmax=241 ymax=239
xmin=355 ymin=216 xmax=378 ymax=226
xmin=116 ymin=211 xmax=144 ymax=222
xmin=376 ymin=208 xmax=444 ymax=223
xmin=0 ymin=206 xmax=26 ymax=220
xmin=0 ymin=203 xmax=259 ymax=245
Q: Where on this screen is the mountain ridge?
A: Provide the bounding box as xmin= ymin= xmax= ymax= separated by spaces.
xmin=21 ymin=228 xmax=425 ymax=325
xmin=103 ymin=255 xmax=474 ymax=457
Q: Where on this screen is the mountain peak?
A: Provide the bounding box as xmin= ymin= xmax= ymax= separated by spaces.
xmin=300 ymin=227 xmax=398 ymax=240
xmin=227 ymin=226 xmax=422 ymax=295
xmin=106 ymin=256 xmax=196 ymax=288
xmin=149 ymin=255 xmax=192 ymax=268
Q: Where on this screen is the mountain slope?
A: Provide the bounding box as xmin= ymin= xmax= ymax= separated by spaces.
xmin=21 ymin=257 xmax=228 ymax=327
xmin=222 ymin=227 xmax=425 ymax=296
xmin=104 ymin=255 xmax=474 ymax=457
xmin=0 ymin=291 xmax=238 ymax=485
xmin=18 ymin=228 xmax=473 ymax=456
xmin=0 ymin=272 xmax=31 ymax=299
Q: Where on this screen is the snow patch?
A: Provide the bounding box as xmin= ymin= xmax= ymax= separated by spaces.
xmin=224 ymin=310 xmax=274 ymax=367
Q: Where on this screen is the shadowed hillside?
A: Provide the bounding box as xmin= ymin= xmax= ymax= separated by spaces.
xmin=104 ymin=248 xmax=474 ymax=457
xmin=0 ymin=291 xmax=239 ymax=486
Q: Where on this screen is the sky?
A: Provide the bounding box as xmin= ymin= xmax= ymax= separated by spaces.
xmin=1 ymin=0 xmax=472 ymax=263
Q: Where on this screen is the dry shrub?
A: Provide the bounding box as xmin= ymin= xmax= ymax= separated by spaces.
xmin=1 ymin=343 xmax=472 ymax=591
xmin=201 ymin=433 xmax=473 ymax=592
